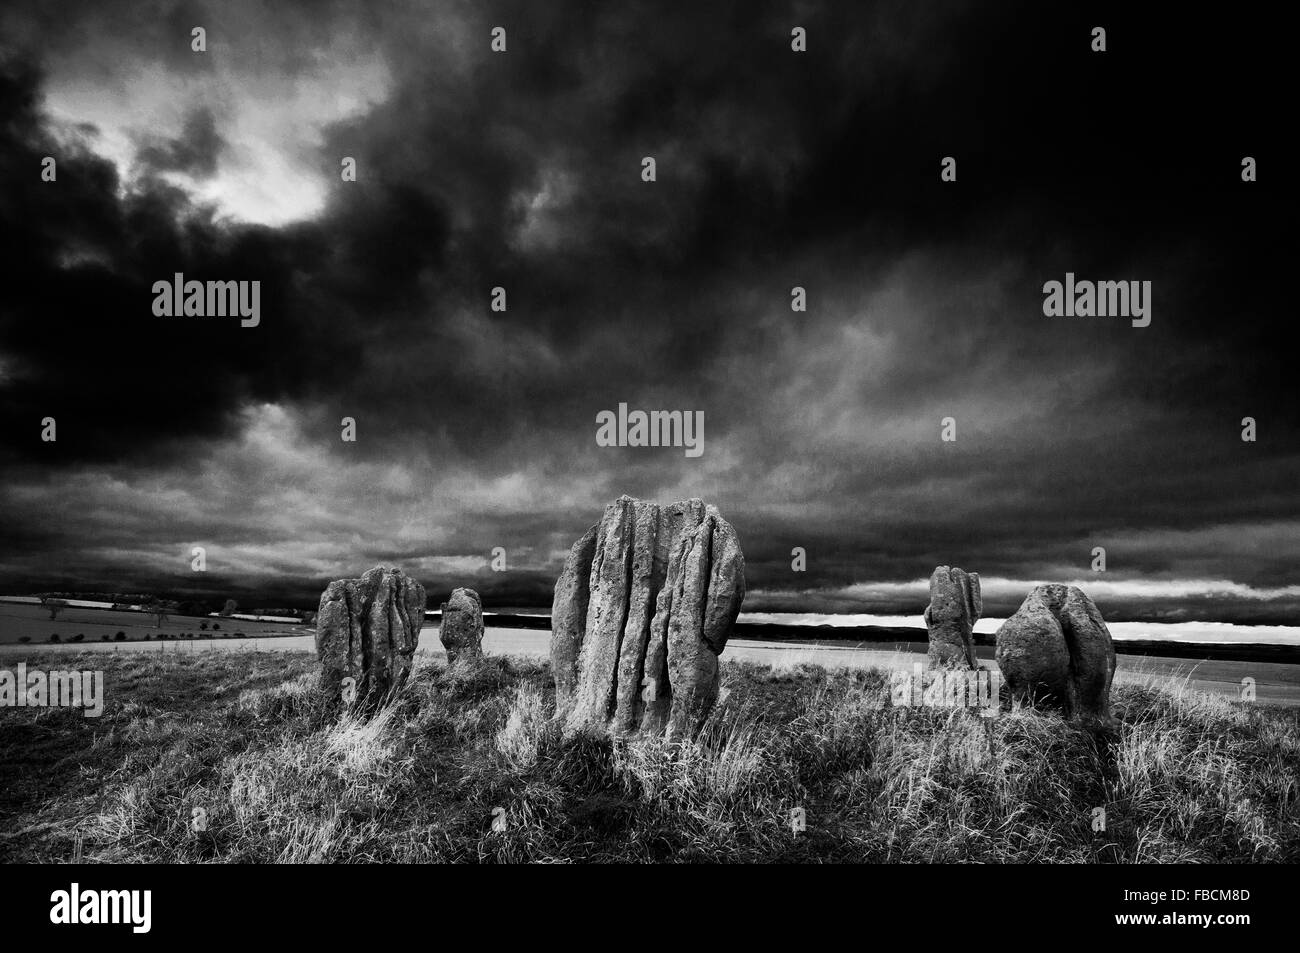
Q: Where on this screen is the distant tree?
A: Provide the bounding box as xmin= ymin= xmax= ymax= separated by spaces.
xmin=143 ymin=599 xmax=179 ymax=627
xmin=199 ymin=621 xmax=209 ymax=630
xmin=41 ymin=597 xmax=69 ymax=621
xmin=220 ymin=599 xmax=238 ymax=617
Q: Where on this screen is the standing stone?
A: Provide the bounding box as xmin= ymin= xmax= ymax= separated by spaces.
xmin=440 ymin=587 xmax=484 ymax=664
xmin=995 ymin=584 xmax=1117 ymax=724
xmin=316 ymin=565 xmax=426 ymax=707
xmin=924 ymin=566 xmax=982 ymax=668
xmin=551 ymin=496 xmax=745 ymax=740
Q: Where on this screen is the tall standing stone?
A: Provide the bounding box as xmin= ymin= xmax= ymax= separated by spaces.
xmin=440 ymin=587 xmax=484 ymax=664
xmin=924 ymin=566 xmax=982 ymax=668
xmin=316 ymin=565 xmax=426 ymax=707
xmin=551 ymin=496 xmax=745 ymax=740
xmin=995 ymin=584 xmax=1117 ymax=724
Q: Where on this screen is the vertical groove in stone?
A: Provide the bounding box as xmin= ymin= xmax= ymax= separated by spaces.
xmin=666 ymin=520 xmax=711 ymax=740
xmin=551 ymin=524 xmax=598 ymax=712
xmin=569 ymin=498 xmax=636 ymax=729
xmin=614 ymin=501 xmax=661 ymax=732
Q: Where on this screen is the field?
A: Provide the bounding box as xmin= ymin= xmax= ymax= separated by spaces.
xmin=2 ymin=650 xmax=1298 ymax=863
xmin=0 ymin=602 xmax=304 ymax=644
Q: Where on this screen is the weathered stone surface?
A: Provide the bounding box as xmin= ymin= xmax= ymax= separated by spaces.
xmin=995 ymin=584 xmax=1117 ymax=723
xmin=316 ymin=565 xmax=426 ymax=706
xmin=924 ymin=566 xmax=982 ymax=668
xmin=551 ymin=495 xmax=745 ymax=739
xmin=551 ymin=525 xmax=598 ymax=705
xmin=440 ymin=587 xmax=484 ymax=664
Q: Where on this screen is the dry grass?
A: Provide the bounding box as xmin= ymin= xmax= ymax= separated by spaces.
xmin=1 ymin=650 xmax=1297 ymax=862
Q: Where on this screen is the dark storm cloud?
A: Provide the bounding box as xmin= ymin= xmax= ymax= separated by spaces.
xmin=0 ymin=0 xmax=1296 ymax=621
xmin=136 ymin=107 xmax=224 ymax=178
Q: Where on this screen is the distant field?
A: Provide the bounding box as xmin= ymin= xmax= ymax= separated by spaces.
xmin=4 ymin=607 xmax=1298 ymax=707
xmin=0 ymin=603 xmax=305 ymax=644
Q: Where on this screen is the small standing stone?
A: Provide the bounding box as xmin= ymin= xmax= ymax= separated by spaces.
xmin=924 ymin=566 xmax=982 ymax=669
xmin=995 ymin=584 xmax=1117 ymax=724
xmin=316 ymin=565 xmax=426 ymax=707
xmin=440 ymin=587 xmax=484 ymax=664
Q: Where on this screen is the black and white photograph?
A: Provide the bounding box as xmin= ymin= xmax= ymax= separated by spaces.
xmin=0 ymin=0 xmax=1293 ymax=930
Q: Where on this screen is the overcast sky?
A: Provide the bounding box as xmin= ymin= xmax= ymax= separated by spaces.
xmin=0 ymin=1 xmax=1295 ymax=622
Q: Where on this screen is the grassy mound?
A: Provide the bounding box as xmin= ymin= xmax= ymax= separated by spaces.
xmin=1 ymin=650 xmax=1297 ymax=862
